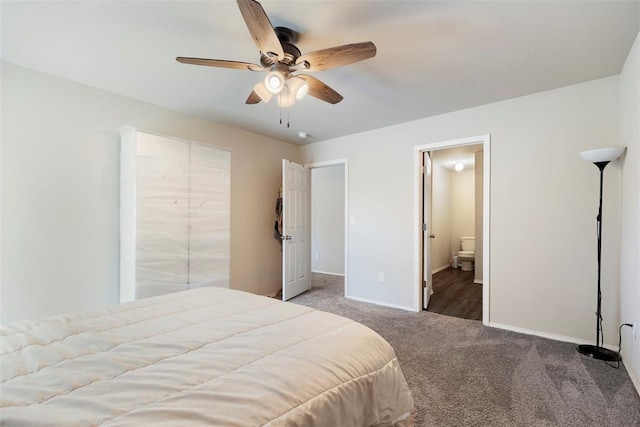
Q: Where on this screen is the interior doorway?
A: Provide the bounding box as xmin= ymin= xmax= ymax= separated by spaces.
xmin=426 ymin=145 xmax=483 ymax=321
xmin=309 ymin=160 xmax=349 ymax=297
xmin=413 ymin=135 xmax=491 ymax=325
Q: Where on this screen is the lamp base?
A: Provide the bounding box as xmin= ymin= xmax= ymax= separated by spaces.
xmin=577 ymin=344 xmax=620 ymax=362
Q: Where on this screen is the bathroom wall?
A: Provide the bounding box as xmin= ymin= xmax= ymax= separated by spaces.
xmin=450 ymin=169 xmax=475 ymax=253
xmin=431 ymin=163 xmax=452 ymax=271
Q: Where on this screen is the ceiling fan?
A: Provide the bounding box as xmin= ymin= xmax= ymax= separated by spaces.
xmin=176 ymin=0 xmax=377 ymax=110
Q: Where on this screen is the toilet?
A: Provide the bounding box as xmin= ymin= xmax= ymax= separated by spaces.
xmin=458 ymin=237 xmax=475 ymax=271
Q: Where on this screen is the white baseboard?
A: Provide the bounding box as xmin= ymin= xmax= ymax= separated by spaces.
xmin=432 ymin=265 xmax=449 ymax=274
xmin=346 ymin=294 xmax=414 ymax=312
xmin=473 ymin=279 xmax=483 ymax=284
xmin=620 ymin=349 xmax=640 ymax=396
xmin=487 ymin=322 xmax=619 ymax=352
xmin=311 ymin=270 xmax=345 ymax=277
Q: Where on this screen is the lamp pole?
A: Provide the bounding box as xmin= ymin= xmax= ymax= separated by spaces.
xmin=577 ymin=160 xmax=620 ymax=361
xmin=595 ymin=162 xmax=605 ymax=351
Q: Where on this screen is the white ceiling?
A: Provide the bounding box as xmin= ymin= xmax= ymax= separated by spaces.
xmin=2 ymin=1 xmax=638 ymax=145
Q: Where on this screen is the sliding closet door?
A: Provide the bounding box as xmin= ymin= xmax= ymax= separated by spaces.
xmin=187 ymin=141 xmax=231 ymax=290
xmin=135 ymin=133 xmax=189 ymax=298
xmin=120 ymin=127 xmax=230 ymax=301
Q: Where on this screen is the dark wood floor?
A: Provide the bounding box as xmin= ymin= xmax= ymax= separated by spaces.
xmin=426 ymin=267 xmax=482 ymax=321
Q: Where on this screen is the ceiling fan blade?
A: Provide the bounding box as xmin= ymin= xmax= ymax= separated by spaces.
xmin=246 ymin=81 xmax=272 ymax=104
xmin=176 ymin=57 xmax=265 ymax=71
xmin=246 ymin=90 xmax=262 ymax=104
xmin=296 ymin=41 xmax=377 ymax=72
xmin=236 ymin=0 xmax=284 ymax=60
xmin=299 ymin=75 xmax=343 ymax=104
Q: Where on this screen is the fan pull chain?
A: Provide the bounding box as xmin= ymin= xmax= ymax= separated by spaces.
xmin=285 ymin=86 xmax=290 ymax=127
xmin=276 ymin=90 xmax=291 ymax=127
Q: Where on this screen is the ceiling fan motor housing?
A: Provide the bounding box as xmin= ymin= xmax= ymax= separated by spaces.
xmin=260 ymin=27 xmax=301 ymax=67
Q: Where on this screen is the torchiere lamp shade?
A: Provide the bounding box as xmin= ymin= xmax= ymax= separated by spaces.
xmin=579 ymin=147 xmax=626 ymax=164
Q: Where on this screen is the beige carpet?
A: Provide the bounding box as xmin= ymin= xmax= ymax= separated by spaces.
xmin=291 ymin=273 xmax=640 ymax=426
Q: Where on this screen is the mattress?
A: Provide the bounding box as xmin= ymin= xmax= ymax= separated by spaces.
xmin=1 ymin=287 xmax=414 ymax=426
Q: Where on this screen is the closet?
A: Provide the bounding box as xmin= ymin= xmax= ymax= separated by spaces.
xmin=120 ymin=127 xmax=230 ymax=301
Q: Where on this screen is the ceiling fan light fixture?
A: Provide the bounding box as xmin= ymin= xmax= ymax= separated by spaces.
xmin=287 ymin=76 xmax=309 ymax=100
xmin=277 ymin=88 xmax=296 ymax=107
xmin=265 ymin=70 xmax=285 ymax=94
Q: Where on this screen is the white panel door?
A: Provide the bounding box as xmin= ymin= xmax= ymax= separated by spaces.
xmin=282 ymin=160 xmax=311 ymax=300
xmin=423 ymin=152 xmax=434 ymax=309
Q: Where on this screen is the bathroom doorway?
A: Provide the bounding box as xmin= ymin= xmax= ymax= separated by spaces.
xmin=414 ymin=135 xmax=491 ymax=324
xmin=427 ymin=144 xmax=482 ymax=320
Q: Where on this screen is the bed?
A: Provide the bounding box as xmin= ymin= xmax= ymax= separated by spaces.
xmin=1 ymin=287 xmax=414 ymax=426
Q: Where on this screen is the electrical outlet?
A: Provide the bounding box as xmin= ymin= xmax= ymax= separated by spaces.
xmin=378 ymin=272 xmax=384 ymax=282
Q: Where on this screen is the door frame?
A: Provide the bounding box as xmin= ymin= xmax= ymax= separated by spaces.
xmin=413 ymin=134 xmax=491 ymax=325
xmin=422 ymin=151 xmax=434 ymax=310
xmin=306 ymin=159 xmax=349 ymax=298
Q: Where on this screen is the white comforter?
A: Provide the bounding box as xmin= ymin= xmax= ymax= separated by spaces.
xmin=1 ymin=287 xmax=413 ymax=426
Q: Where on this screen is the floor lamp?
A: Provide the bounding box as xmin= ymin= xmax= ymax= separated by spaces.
xmin=577 ymin=146 xmax=625 ymax=362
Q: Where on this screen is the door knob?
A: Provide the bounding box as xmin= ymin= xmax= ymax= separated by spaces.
xmin=429 ymin=234 xmax=436 ymax=239
xmin=281 ymin=235 xmax=292 ymax=240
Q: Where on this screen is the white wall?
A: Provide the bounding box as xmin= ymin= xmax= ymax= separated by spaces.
xmin=300 ymin=75 xmax=621 ymax=346
xmin=431 ymin=163 xmax=451 ymax=271
xmin=311 ymin=165 xmax=345 ymax=275
xmin=0 ymin=62 xmax=299 ymax=322
xmin=618 ymin=32 xmax=640 ymax=390
xmin=450 ymin=169 xmax=475 ymax=253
